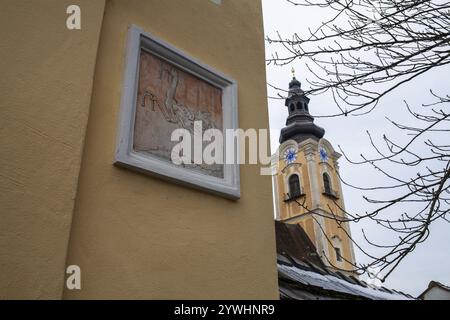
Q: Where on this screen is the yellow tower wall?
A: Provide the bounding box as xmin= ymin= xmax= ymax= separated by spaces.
xmin=1 ymin=0 xmax=279 ymax=300
xmin=63 ymin=0 xmax=279 ymax=299
xmin=0 ymin=0 xmax=106 ymax=299
xmin=275 ymin=138 xmax=356 ymax=272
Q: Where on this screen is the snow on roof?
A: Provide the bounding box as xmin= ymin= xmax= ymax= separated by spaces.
xmin=275 ymin=221 xmax=414 ymax=300
xmin=278 ymin=263 xmax=413 ymax=300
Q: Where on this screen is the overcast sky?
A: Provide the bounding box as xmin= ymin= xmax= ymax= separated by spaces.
xmin=262 ymin=0 xmax=450 ymax=296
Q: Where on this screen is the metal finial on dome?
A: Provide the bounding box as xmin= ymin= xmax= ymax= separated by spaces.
xmin=288 ymin=68 xmax=301 ymax=89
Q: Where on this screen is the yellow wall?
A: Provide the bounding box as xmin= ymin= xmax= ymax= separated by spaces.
xmin=276 ymin=143 xmax=346 ymax=221
xmin=276 ymin=152 xmax=313 ymax=219
xmin=0 ymin=0 xmax=105 ymax=299
xmin=324 ymin=218 xmax=354 ymax=271
xmin=275 ymin=138 xmax=355 ymax=271
xmin=63 ymin=0 xmax=278 ymax=299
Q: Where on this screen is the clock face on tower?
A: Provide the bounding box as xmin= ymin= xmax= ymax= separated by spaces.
xmin=319 ymin=147 xmax=328 ymax=161
xmin=284 ymin=148 xmax=297 ymax=164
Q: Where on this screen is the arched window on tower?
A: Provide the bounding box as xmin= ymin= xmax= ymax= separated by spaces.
xmin=334 ymin=247 xmax=343 ymax=262
xmin=288 ymin=174 xmax=301 ymax=199
xmin=331 ymin=236 xmax=343 ymax=263
xmin=290 ymin=103 xmax=295 ymax=112
xmin=323 ymin=173 xmax=332 ymax=194
xmin=322 ymin=172 xmax=340 ymax=199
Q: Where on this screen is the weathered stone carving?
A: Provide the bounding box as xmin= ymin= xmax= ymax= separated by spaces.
xmin=134 ymin=50 xmax=224 ymax=178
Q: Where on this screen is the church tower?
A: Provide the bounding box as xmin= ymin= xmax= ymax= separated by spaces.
xmin=273 ymin=72 xmax=356 ymax=272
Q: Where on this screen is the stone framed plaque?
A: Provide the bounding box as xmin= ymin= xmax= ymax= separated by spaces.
xmin=115 ymin=25 xmax=240 ymax=199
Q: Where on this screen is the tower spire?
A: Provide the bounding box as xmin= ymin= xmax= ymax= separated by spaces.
xmin=279 ymin=72 xmax=325 ymax=143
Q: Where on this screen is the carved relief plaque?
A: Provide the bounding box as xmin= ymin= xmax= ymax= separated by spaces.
xmin=115 ymin=26 xmax=239 ymax=199
xmin=134 ymin=50 xmax=224 ymax=178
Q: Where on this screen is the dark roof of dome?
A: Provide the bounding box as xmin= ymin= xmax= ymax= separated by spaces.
xmin=280 ymin=76 xmax=325 ymax=143
xmin=289 ymin=77 xmax=301 ymax=89
xmin=279 ymin=121 xmax=325 ymax=144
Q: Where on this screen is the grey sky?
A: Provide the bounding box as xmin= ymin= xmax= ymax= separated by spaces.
xmin=262 ymin=0 xmax=450 ymax=296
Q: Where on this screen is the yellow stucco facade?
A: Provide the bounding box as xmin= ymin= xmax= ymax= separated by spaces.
xmin=0 ymin=0 xmax=279 ymax=299
xmin=273 ymin=137 xmax=357 ymax=272
xmin=0 ymin=0 xmax=106 ymax=299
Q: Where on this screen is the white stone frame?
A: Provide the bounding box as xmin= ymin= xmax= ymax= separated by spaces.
xmin=115 ymin=25 xmax=240 ymax=199
xmin=331 ymin=235 xmax=345 ymax=268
